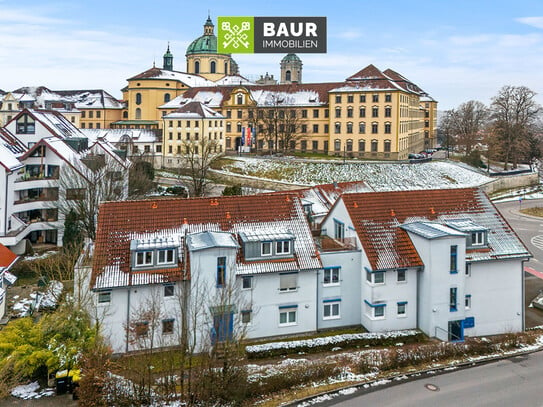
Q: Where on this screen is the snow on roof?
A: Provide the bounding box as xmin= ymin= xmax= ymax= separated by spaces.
xmin=215 ymin=75 xmax=254 ymax=86
xmin=128 ymin=67 xmax=215 ymax=88
xmin=251 ymin=88 xmax=323 ymax=106
xmin=164 ymin=101 xmax=225 ymax=119
xmin=0 ymin=128 xmax=26 ymax=156
xmin=239 ymin=229 xmax=294 ymax=243
xmin=446 ymin=219 xmax=485 ymax=232
xmin=401 ymin=222 xmax=466 ymax=239
xmin=31 ymin=110 xmax=85 ymax=139
xmin=160 ymin=91 xmax=226 ymax=109
xmin=341 ymin=188 xmax=530 ymax=270
xmin=186 ymin=231 xmax=239 ymax=251
xmin=80 ymin=128 xmax=159 ymax=144
xmin=11 ymin=87 xmax=124 ymax=110
xmin=0 ymin=143 xmax=23 ymax=172
xmin=92 ymin=194 xmax=322 ymax=289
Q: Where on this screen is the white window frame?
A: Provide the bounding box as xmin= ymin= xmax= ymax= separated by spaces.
xmin=365 ymin=300 xmax=386 ymax=320
xmin=157 ymin=249 xmax=175 ymax=265
xmin=242 ymin=276 xmax=253 ymax=290
xmin=279 ymin=307 xmax=297 ymax=326
xmin=261 ymin=241 xmax=272 ymax=256
xmin=136 ymin=250 xmax=153 ymax=267
xmin=241 ymin=310 xmax=252 ymax=324
xmin=164 ymin=284 xmax=174 ymax=297
xmin=397 ymin=302 xmax=407 ymax=317
xmin=323 ymin=301 xmax=341 ymax=320
xmin=397 ymin=269 xmax=406 ymax=283
xmin=276 ymin=240 xmax=291 ymax=255
xmin=279 ymin=273 xmax=298 ymax=292
xmin=323 ymin=267 xmax=340 ymax=286
xmin=334 ymin=219 xmax=345 ymax=240
xmin=471 ymin=231 xmax=485 ymax=246
xmin=465 ymin=295 xmax=471 ymax=310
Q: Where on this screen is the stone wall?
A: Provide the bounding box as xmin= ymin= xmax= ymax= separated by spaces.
xmin=481 ymin=172 xmax=539 ymax=195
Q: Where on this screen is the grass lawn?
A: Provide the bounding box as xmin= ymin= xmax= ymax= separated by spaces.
xmin=521 ymin=207 xmax=543 ymax=217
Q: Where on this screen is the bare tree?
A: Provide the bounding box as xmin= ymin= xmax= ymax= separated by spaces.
xmin=447 ymin=100 xmax=489 ymax=155
xmin=181 ymin=136 xmax=222 ymax=197
xmin=250 ymin=93 xmax=306 ymax=154
xmin=59 ymin=153 xmax=128 ymax=241
xmin=491 ymin=85 xmax=542 ymax=169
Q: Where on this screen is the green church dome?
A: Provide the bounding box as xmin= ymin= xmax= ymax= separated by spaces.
xmin=186 ymin=16 xmax=218 ymax=55
xmin=186 ymin=34 xmax=217 ymax=55
xmin=282 ymin=53 xmax=302 ymax=63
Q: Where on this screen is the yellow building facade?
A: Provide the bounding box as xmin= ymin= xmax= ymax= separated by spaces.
xmin=121 ymin=16 xmax=438 ymax=162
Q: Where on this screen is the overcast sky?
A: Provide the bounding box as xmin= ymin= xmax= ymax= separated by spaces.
xmin=1 ymin=0 xmax=542 ymax=109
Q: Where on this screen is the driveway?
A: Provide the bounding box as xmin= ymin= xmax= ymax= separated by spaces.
xmin=495 ymin=199 xmax=543 ymax=327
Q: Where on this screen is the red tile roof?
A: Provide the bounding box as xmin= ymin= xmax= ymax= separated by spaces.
xmin=92 ymin=193 xmax=319 ymax=288
xmin=0 ymin=243 xmax=18 ymax=269
xmin=341 ymin=188 xmax=487 ymax=270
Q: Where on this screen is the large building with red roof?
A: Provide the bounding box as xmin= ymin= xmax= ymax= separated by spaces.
xmin=78 ymin=186 xmax=529 ymax=353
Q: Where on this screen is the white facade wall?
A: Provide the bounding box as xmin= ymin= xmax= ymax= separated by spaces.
xmin=464 ymin=259 xmax=524 ymax=336
xmin=240 ymin=270 xmax=318 ymax=340
xmin=94 ymin=284 xmax=183 ymax=354
xmin=319 ymin=250 xmax=361 ymax=330
xmin=409 ymin=233 xmax=467 ymax=340
xmin=360 ymin=264 xmax=419 ymax=332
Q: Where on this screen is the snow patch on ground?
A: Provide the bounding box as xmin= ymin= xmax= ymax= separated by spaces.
xmin=11 ymin=382 xmax=54 ymax=399
xmin=220 ymin=158 xmax=492 ymax=190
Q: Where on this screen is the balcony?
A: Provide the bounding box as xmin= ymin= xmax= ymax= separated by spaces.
xmin=14 ymin=188 xmax=59 ymax=205
xmin=314 ymin=235 xmax=358 ymax=252
xmin=15 ymin=165 xmax=60 ymax=183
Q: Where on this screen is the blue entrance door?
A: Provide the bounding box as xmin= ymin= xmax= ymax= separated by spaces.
xmin=212 ymin=312 xmax=233 ymax=344
xmin=448 ymin=320 xmax=464 ymax=342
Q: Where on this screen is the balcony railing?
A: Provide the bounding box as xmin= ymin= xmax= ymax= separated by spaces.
xmin=15 ymin=172 xmax=59 ymax=182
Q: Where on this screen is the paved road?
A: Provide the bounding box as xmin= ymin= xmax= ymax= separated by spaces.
xmin=495 ymin=199 xmax=543 ymax=328
xmin=326 ymin=350 xmax=543 ymax=407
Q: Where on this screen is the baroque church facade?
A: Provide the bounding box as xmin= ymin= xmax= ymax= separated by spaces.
xmin=111 ymin=15 xmax=439 ymax=162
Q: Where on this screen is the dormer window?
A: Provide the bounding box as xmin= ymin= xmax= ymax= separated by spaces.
xmin=240 ymin=230 xmax=295 ymax=261
xmin=261 ymin=242 xmax=272 ymax=256
xmin=276 ymin=240 xmax=291 ymax=255
xmin=131 ymin=237 xmax=179 ymax=269
xmin=136 ymin=251 xmax=153 ymax=266
xmin=157 ymin=249 xmax=175 ymax=265
xmin=16 ymin=114 xmax=35 ymax=134
xmin=471 ymin=231 xmax=485 ymax=246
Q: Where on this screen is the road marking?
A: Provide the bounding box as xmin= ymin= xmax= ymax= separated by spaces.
xmin=531 ymin=235 xmax=543 ymax=251
xmin=525 ymin=266 xmax=543 ymax=280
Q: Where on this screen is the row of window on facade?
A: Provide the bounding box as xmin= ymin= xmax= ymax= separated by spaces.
xmin=81 ymin=110 xmax=103 ymax=119
xmin=167 ymin=132 xmax=223 ymax=141
xmin=333 ymin=94 xmax=393 ymax=104
xmin=167 ymin=120 xmax=223 ymax=128
xmin=167 ymin=144 xmax=223 ymax=155
xmin=193 ymin=60 xmax=227 ymax=75
xmin=80 ymin=122 xmax=102 ymax=129
xmin=135 ymin=93 xmax=171 ymax=106
xmin=223 ymin=137 xmax=392 ymax=153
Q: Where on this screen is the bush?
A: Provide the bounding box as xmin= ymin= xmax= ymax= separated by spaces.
xmin=222 ymin=185 xmax=243 ymax=196
xmin=246 ymin=330 xmax=426 ymax=359
xmin=461 ymin=149 xmax=486 ymax=168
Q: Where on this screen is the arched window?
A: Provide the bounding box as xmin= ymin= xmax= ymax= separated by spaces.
xmin=371 ymin=139 xmax=378 ymax=152
xmin=334 ymin=139 xmax=341 ymax=151
xmin=224 ymin=62 xmax=228 ymax=74
xmin=237 ymin=94 xmax=243 ymax=105
xmin=164 ymin=93 xmax=171 ymax=103
xmin=135 ymin=108 xmax=141 ymax=119
xmin=285 ymin=70 xmax=291 ymax=82
xmin=195 ymin=61 xmax=200 ymax=74
xmin=384 ymin=139 xmax=391 ymax=152
xmin=346 ymin=139 xmax=353 ymax=151
xmin=210 ymin=61 xmax=216 ymax=73
xmin=135 ymin=93 xmax=142 ymax=105
xmin=123 ymin=111 xmax=128 ymax=119
xmin=358 ymin=139 xmax=366 ymax=152
xmin=347 ymin=122 xmax=353 ymax=134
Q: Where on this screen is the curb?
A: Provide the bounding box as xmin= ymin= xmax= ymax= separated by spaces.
xmin=286 ymin=345 xmax=543 ymax=406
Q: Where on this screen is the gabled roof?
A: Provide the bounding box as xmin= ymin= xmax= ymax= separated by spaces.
xmin=92 ymin=194 xmax=321 ymax=289
xmin=383 ymin=68 xmax=425 ymax=95
xmin=80 ymin=128 xmax=159 ymax=144
xmin=340 ymin=188 xmax=530 ymax=270
xmin=270 ymin=181 xmax=372 ymax=218
xmin=11 ymin=109 xmax=85 ymax=140
xmin=0 ymin=128 xmax=26 ymax=156
xmin=214 ymin=75 xmax=254 ymax=86
xmin=127 ymin=67 xmax=215 ymax=88
xmin=0 ymin=243 xmax=18 ymax=271
xmin=164 ymin=101 xmax=225 ymax=119
xmin=0 ymin=142 xmax=22 ymax=172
